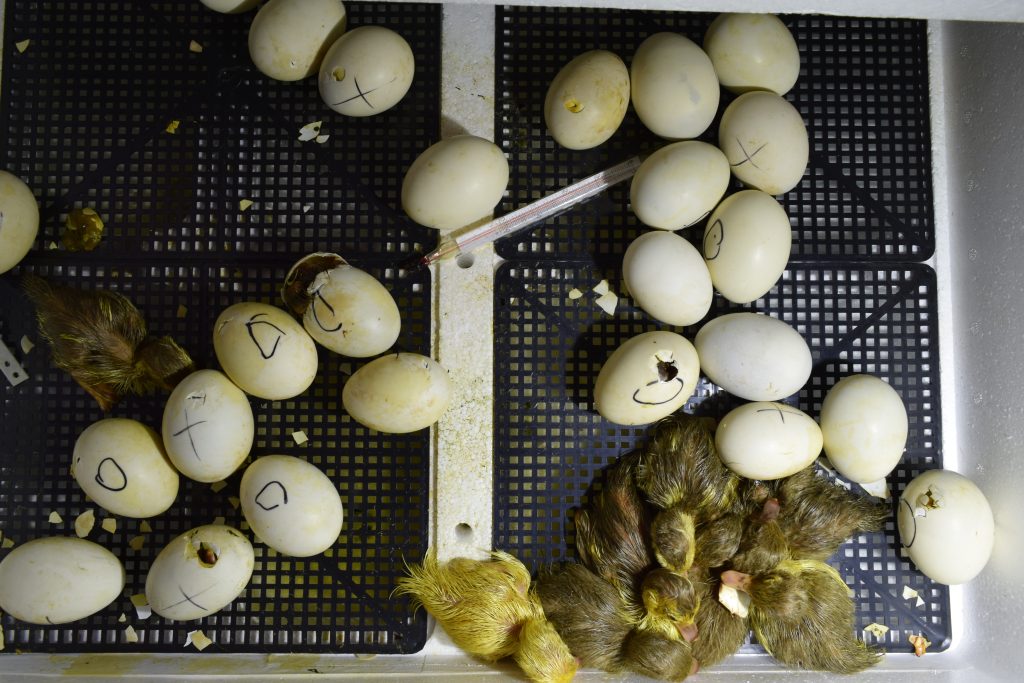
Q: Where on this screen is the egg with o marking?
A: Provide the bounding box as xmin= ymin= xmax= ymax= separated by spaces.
xmin=401 ymin=135 xmax=509 ymax=230
xmin=716 ymin=402 xmax=822 ymax=480
xmin=820 ymin=374 xmax=908 ymax=484
xmin=631 ymin=33 xmax=720 ymax=140
xmin=343 ymin=353 xmax=451 ymax=433
xmin=213 ymin=302 xmax=319 ymax=401
xmin=630 ymin=141 xmax=730 ymax=231
xmin=703 ymin=190 xmax=792 ymax=304
xmin=0 ymin=170 xmax=39 ymax=275
xmin=623 ymin=231 xmax=713 ymax=327
xmin=73 ymin=418 xmax=179 ymax=518
xmin=594 ymin=331 xmax=700 ymax=425
xmin=0 ymin=537 xmax=125 ymax=625
xmin=704 ymin=13 xmax=801 ymax=96
xmin=240 ymin=455 xmax=344 ymax=557
xmin=319 ymin=26 xmax=414 ymax=117
xmin=248 ymin=0 xmax=348 ymax=82
xmin=146 ymin=524 xmax=255 ymax=620
xmin=695 ymin=312 xmax=811 ymax=401
xmin=719 ymin=91 xmax=808 ymax=195
xmin=545 ymin=50 xmax=630 ymax=150
xmin=897 ymin=469 xmax=994 ymax=585
xmin=162 ymin=369 xmax=254 ymax=483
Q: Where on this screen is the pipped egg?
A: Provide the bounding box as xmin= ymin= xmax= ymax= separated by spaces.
xmin=162 ymin=369 xmax=254 ymax=483
xmin=146 ymin=524 xmax=255 ymax=620
xmin=545 ymin=50 xmax=630 ymax=150
xmin=695 ymin=312 xmax=811 ymax=401
xmin=719 ymin=91 xmax=808 ymax=195
xmin=897 ymin=469 xmax=994 ymax=585
xmin=631 ymin=32 xmax=720 ymax=140
xmin=213 ymin=301 xmax=319 ymax=401
xmin=704 ymin=13 xmax=801 ymax=96
xmin=319 ymin=26 xmax=414 ymax=117
xmin=240 ymin=455 xmax=344 ymax=557
xmin=820 ymin=374 xmax=909 ymax=484
xmin=73 ymin=418 xmax=179 ymax=518
xmin=248 ymin=0 xmax=348 ymax=81
xmin=593 ymin=330 xmax=700 ymax=425
xmin=716 ymin=401 xmax=822 ymax=480
xmin=623 ymin=230 xmax=713 ymax=326
xmin=630 ymin=141 xmax=730 ymax=231
xmin=281 ymin=253 xmax=401 ymax=358
xmin=0 ymin=170 xmax=39 ymax=274
xmin=703 ymin=189 xmax=792 ymax=304
xmin=0 ymin=537 xmax=125 ymax=625
xmin=401 ymin=135 xmax=509 ymax=230
xmin=343 ymin=353 xmax=451 ymax=433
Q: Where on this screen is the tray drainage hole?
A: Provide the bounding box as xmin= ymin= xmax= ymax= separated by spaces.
xmin=455 ymin=522 xmax=473 ymax=541
xmin=456 ymin=253 xmax=475 ymax=269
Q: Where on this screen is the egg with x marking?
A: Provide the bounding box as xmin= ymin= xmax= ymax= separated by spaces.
xmin=319 ymin=26 xmax=415 ymax=117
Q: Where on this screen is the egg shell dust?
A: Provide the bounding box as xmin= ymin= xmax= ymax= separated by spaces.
xmin=0 ymin=537 xmax=125 ymax=624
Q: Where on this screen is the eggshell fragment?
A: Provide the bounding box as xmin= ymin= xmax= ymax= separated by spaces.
xmin=630 ymin=141 xmax=730 ymax=231
xmin=343 ymin=353 xmax=451 ymax=433
xmin=248 ymin=0 xmax=348 ymax=81
xmin=146 ymin=525 xmax=255 ymax=620
xmin=631 ymin=33 xmax=720 ymax=140
xmin=240 ymin=455 xmax=344 ymax=557
xmin=593 ymin=331 xmax=700 ymax=425
xmin=719 ymin=91 xmax=808 ymax=195
xmin=545 ymin=50 xmax=630 ymax=150
xmin=820 ymin=374 xmax=908 ymax=483
xmin=0 ymin=537 xmax=125 ymax=624
xmin=715 ymin=402 xmax=822 ymax=479
xmin=623 ymin=230 xmax=713 ymax=326
xmin=897 ymin=469 xmax=994 ymax=585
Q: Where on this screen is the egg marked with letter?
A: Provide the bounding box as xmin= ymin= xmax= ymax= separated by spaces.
xmin=319 ymin=26 xmax=415 ymax=117
xmin=719 ymin=91 xmax=808 ymax=195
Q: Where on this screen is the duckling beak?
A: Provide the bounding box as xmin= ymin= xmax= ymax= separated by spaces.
xmin=677 ymin=622 xmax=699 ymax=642
xmin=721 ymin=570 xmax=753 ymax=592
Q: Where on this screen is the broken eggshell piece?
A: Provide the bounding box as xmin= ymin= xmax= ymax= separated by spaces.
xmin=281 ymin=253 xmax=401 ymax=358
xmin=593 ymin=330 xmax=700 ymax=425
xmin=146 ymin=524 xmax=255 ymax=621
xmin=239 ymin=455 xmax=344 ymax=557
xmin=161 ymin=369 xmax=255 ymax=483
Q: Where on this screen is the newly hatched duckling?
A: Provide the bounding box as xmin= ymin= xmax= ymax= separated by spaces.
xmin=623 ymin=628 xmax=698 ymax=681
xmin=23 ymin=275 xmax=194 ymax=411
xmin=693 ymin=513 xmax=744 ymax=570
xmin=690 ymin=570 xmax=750 ymax=668
xmin=574 ymin=450 xmax=653 ymax=604
xmin=639 ymin=568 xmax=700 ymax=640
xmin=650 ymin=505 xmax=695 ymax=574
xmin=536 ymin=562 xmax=633 ymax=673
xmin=515 ymin=595 xmax=580 ymax=683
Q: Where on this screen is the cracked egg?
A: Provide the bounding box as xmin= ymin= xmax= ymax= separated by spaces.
xmin=593 ymin=331 xmax=700 ymax=425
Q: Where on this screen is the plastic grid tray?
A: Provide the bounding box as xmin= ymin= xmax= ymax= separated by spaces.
xmin=494 ymin=9 xmax=933 ymax=264
xmin=492 ymin=6 xmax=947 ymax=657
xmin=0 ymin=0 xmax=441 ymax=655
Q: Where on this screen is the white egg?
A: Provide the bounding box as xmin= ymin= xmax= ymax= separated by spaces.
xmin=343 ymin=353 xmax=451 ymax=433
xmin=146 ymin=524 xmax=255 ymax=620
xmin=630 ymin=141 xmax=730 ymax=231
xmin=0 ymin=170 xmax=39 ymax=274
xmin=248 ymin=0 xmax=348 ymax=81
xmin=199 ymin=0 xmax=258 ymax=13
xmin=623 ymin=231 xmax=713 ymax=326
xmin=240 ymin=455 xmax=344 ymax=557
xmin=162 ymin=369 xmax=254 ymax=483
xmin=213 ymin=302 xmax=319 ymax=401
xmin=73 ymin=418 xmax=179 ymax=518
xmin=630 ymin=33 xmax=720 ymax=140
xmin=0 ymin=537 xmax=124 ymax=625
xmin=319 ymin=26 xmax=414 ymax=117
xmin=545 ymin=50 xmax=630 ymax=150
xmin=719 ymin=91 xmax=808 ymax=195
xmin=284 ymin=256 xmax=401 ymax=358
xmin=897 ymin=469 xmax=994 ymax=585
xmin=695 ymin=312 xmax=811 ymax=401
xmin=593 ymin=331 xmax=700 ymax=426
xmin=716 ymin=402 xmax=822 ymax=480
xmin=703 ymin=190 xmax=792 ymax=304
xmin=820 ymin=374 xmax=908 ymax=484
xmin=704 ymin=13 xmax=801 ymax=96
xmin=401 ymin=135 xmax=509 ymax=230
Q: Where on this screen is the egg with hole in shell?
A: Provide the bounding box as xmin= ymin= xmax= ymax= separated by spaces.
xmin=343 ymin=353 xmax=451 ymax=433
xmin=545 ymin=50 xmax=630 ymax=150
xmin=593 ymin=330 xmax=700 ymax=425
xmin=146 ymin=524 xmax=255 ymax=620
xmin=240 ymin=455 xmax=344 ymax=557
xmin=319 ymin=26 xmax=414 ymax=117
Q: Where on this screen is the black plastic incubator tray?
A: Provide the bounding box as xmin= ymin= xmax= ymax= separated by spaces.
xmin=0 ymin=1 xmax=440 ymax=655
xmin=492 ymin=7 xmax=948 ymax=656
